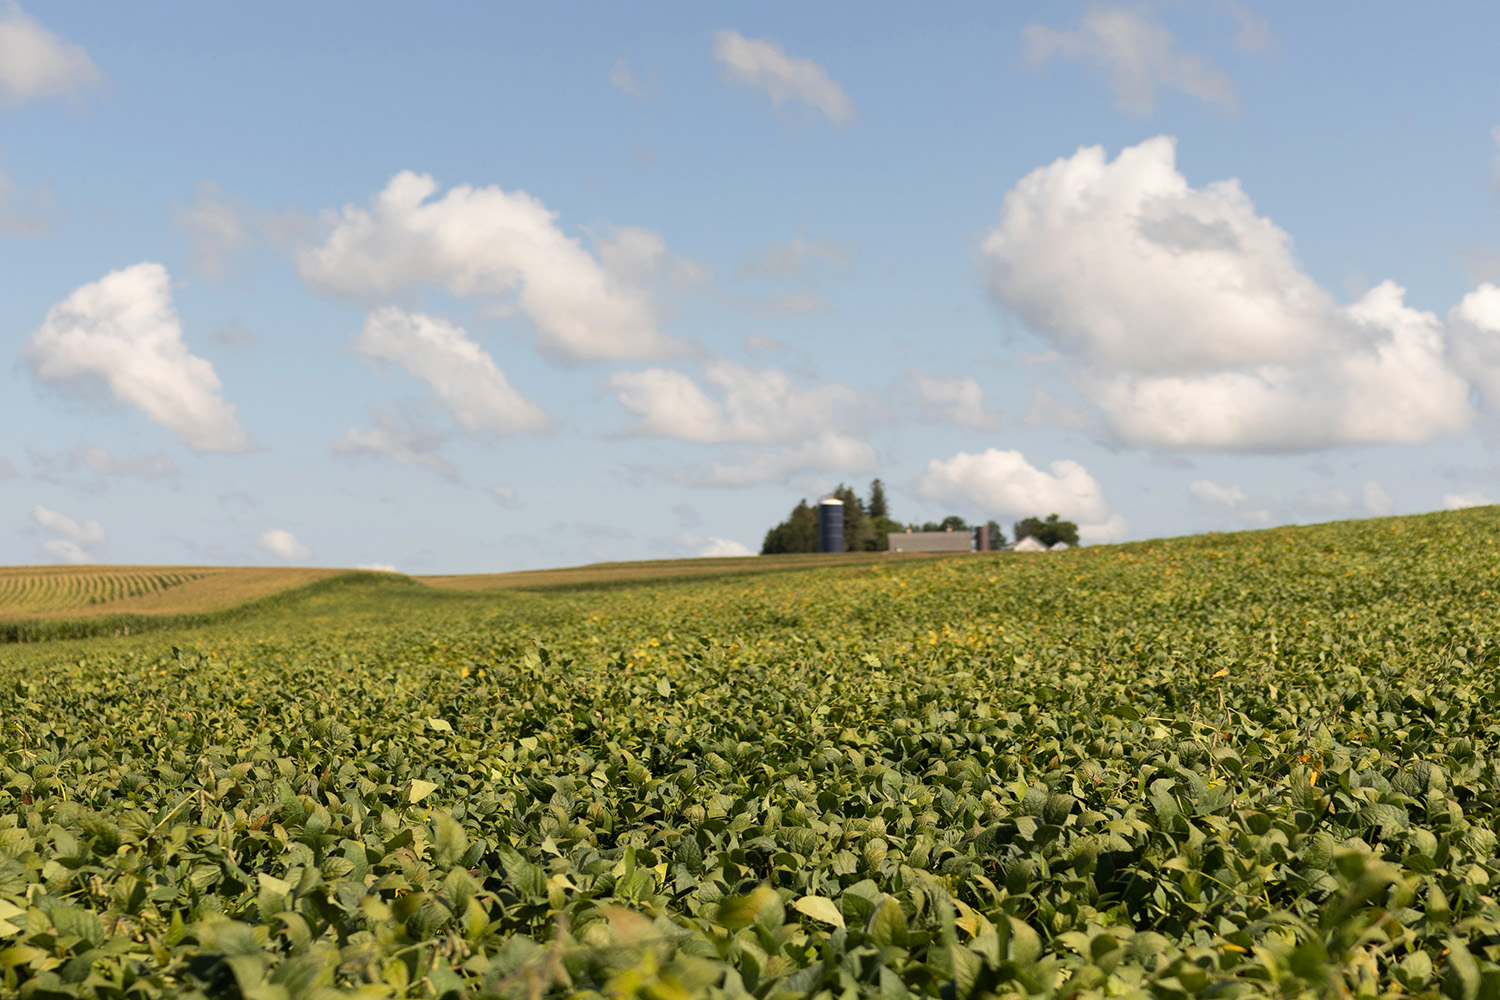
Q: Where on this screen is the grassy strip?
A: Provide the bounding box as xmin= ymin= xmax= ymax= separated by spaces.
xmin=419 ymin=550 xmax=957 ymax=593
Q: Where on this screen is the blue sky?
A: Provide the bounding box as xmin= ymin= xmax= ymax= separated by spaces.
xmin=4 ymin=2 xmax=1500 ymax=572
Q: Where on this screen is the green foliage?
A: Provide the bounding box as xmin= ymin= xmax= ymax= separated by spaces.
xmin=1014 ymin=513 xmax=1080 ymax=547
xmin=760 ymin=500 xmax=817 ymax=554
xmin=831 ymin=483 xmax=875 ymax=552
xmin=3 ymin=508 xmax=1500 ymax=997
xmin=762 ymin=482 xmax=887 ymax=553
xmin=871 ymin=516 xmax=904 ymax=552
xmin=921 ymin=515 xmax=969 ymax=533
xmin=868 ymin=479 xmax=889 ymax=521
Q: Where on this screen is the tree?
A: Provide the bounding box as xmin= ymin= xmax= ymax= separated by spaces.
xmin=920 ymin=515 xmax=969 ymax=533
xmin=868 ymin=479 xmax=889 ymax=520
xmin=761 ymin=500 xmax=818 ymax=553
xmin=763 ymin=481 xmax=901 ymax=553
xmin=1012 ymin=513 xmax=1079 ymax=547
xmin=864 ymin=479 xmax=901 ymax=550
xmin=985 ymin=520 xmax=1004 ymax=547
xmin=832 ymin=483 xmax=875 ymax=552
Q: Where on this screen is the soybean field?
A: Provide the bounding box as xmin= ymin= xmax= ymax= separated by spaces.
xmin=2 ymin=508 xmax=1500 ymax=998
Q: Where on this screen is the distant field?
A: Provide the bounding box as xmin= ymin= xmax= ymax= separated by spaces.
xmin=0 ymin=564 xmax=342 ymax=620
xmin=420 ymin=549 xmax=950 ymax=591
xmin=0 ymin=552 xmax=954 ymax=625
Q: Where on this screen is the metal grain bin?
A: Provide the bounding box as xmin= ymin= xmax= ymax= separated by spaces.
xmin=818 ymin=497 xmax=844 ymax=553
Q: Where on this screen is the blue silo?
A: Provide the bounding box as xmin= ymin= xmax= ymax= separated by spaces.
xmin=818 ymin=497 xmax=844 ymax=553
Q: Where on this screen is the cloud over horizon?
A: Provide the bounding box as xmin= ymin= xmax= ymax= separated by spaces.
xmin=915 ymin=448 xmax=1126 ymax=541
xmin=256 ymin=528 xmax=309 ymax=561
xmin=33 ymin=504 xmax=104 ymax=563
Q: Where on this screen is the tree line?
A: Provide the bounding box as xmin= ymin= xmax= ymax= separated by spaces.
xmin=760 ymin=480 xmax=1079 ymax=553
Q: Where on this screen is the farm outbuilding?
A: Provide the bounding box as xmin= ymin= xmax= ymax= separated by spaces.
xmin=1011 ymin=536 xmax=1049 ymax=552
xmin=886 ymin=529 xmax=972 ymax=553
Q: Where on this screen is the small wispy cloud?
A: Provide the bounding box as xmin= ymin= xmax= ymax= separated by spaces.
xmin=1022 ymin=6 xmax=1237 ymax=114
xmin=33 ymin=504 xmax=105 ymax=563
xmin=256 ymin=527 xmax=310 ymax=560
xmin=713 ymin=30 xmax=855 ymax=124
xmin=609 ymin=56 xmax=646 ymax=98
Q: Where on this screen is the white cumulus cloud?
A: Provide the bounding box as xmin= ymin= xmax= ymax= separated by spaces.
xmin=713 ymin=30 xmax=855 ymax=123
xmin=33 ymin=504 xmax=104 ymax=563
xmin=915 ymin=448 xmax=1124 ymax=540
xmin=257 ymin=528 xmax=310 ymax=560
xmin=353 ymin=308 xmax=548 ymax=435
xmin=24 ymin=263 xmax=251 ymax=453
xmin=1082 ymin=282 xmax=1471 ymax=450
xmin=911 ymin=371 xmax=1002 ymax=431
xmin=299 ymin=171 xmax=685 ymax=362
xmin=1022 ymin=6 xmax=1236 ymax=114
xmin=983 ymin=137 xmax=1471 ymax=451
xmin=0 ymin=2 xmax=100 ymax=106
xmin=1450 ymin=283 xmax=1500 ymax=411
xmin=987 ymin=136 xmax=1337 ymax=373
xmin=609 ymin=361 xmax=859 ymax=444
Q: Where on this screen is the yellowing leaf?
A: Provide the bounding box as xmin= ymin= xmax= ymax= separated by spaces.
xmin=409 ymin=779 xmax=439 ymax=803
xmin=793 ymin=894 xmax=845 ymax=929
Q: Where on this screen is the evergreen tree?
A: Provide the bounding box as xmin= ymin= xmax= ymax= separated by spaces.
xmin=760 ymin=500 xmax=818 ymax=553
xmin=832 ymin=483 xmax=875 ymax=552
xmin=866 ymin=479 xmax=901 ymax=550
xmin=761 ymin=481 xmax=903 ymax=553
xmin=868 ymin=479 xmax=889 ymax=520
